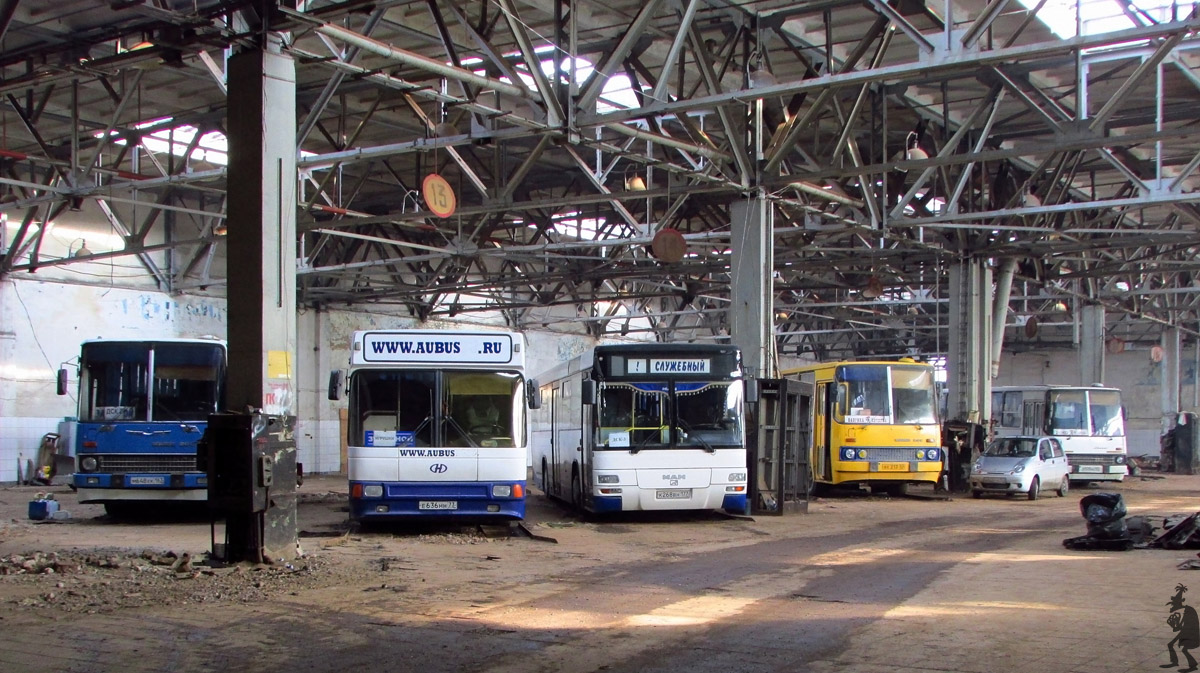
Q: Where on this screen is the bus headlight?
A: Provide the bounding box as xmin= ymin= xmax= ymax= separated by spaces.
xmin=492 ymin=485 xmax=513 ymax=497
xmin=842 ymin=448 xmax=856 ymax=460
xmin=598 ymin=474 xmax=619 ymax=484
xmin=363 ymin=484 xmax=383 ymax=498
xmin=728 ymin=472 xmax=746 ymax=482
xmin=916 ymin=450 xmax=925 ymax=459
xmin=80 ymin=456 xmax=98 ymax=472
xmin=926 ymin=448 xmax=939 ymax=461
xmin=1114 ymin=455 xmax=1125 ymax=464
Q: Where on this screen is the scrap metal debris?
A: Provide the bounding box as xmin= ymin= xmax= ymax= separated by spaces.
xmin=1063 ymin=493 xmax=1133 ymax=551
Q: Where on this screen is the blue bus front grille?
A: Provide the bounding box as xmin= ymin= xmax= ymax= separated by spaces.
xmin=90 ymin=454 xmax=198 ymax=473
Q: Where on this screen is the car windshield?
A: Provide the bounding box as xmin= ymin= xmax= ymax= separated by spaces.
xmin=984 ymin=439 xmax=1038 ymax=458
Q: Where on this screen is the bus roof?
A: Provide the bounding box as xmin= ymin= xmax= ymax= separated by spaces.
xmin=781 ymin=359 xmax=932 ymax=376
xmin=81 ymin=337 xmax=226 ymax=347
xmin=992 ymin=384 xmax=1120 ymax=391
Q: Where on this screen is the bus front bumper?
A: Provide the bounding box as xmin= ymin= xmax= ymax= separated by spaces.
xmin=350 ymin=480 xmax=526 ymax=521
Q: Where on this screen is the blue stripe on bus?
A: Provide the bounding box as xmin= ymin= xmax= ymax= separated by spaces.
xmin=350 ymin=481 xmax=526 ymax=521
xmin=591 ymin=496 xmax=624 ymax=513
xmin=721 ymin=493 xmax=749 ymax=515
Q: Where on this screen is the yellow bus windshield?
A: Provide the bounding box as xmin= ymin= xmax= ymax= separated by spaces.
xmin=835 ymin=364 xmax=936 ymax=424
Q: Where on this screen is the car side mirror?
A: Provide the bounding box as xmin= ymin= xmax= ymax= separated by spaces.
xmin=56 ymin=368 xmax=69 ymax=396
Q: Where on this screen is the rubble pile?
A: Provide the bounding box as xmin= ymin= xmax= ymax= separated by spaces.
xmin=0 ymin=548 xmax=333 ymax=613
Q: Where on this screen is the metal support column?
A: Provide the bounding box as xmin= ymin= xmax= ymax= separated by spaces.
xmin=947 ymin=259 xmax=992 ymax=424
xmin=730 ymin=194 xmax=775 ymax=379
xmin=943 ymin=259 xmax=992 ymax=491
xmin=1079 ymin=304 xmax=1106 ymax=385
xmin=225 ymin=39 xmax=298 ymax=417
xmin=1163 ymin=327 xmax=1181 ymax=435
xmin=214 ymin=38 xmax=299 ymax=563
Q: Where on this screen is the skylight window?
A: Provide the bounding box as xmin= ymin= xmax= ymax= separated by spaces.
xmin=1016 ymin=0 xmax=1191 ymax=39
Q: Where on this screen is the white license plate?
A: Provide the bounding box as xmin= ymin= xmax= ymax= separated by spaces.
xmin=656 ymin=489 xmax=692 ymax=500
xmin=1077 ymin=465 xmax=1103 ymax=473
xmin=418 ymin=501 xmax=458 ymax=510
xmin=129 ymin=476 xmax=166 ymax=485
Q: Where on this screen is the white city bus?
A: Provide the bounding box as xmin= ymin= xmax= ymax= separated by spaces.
xmin=991 ymin=384 xmax=1127 ymax=482
xmin=531 ymin=343 xmax=750 ymax=514
xmin=331 ymin=330 xmax=538 ymax=521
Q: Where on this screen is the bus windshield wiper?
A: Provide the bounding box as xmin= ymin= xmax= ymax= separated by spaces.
xmin=676 ymin=419 xmax=715 ymax=453
xmin=443 ymin=415 xmax=479 ymax=448
xmin=630 ymin=429 xmax=659 ymax=455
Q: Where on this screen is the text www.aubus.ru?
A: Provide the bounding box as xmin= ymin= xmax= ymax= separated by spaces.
xmin=399 ymin=449 xmax=456 ymax=457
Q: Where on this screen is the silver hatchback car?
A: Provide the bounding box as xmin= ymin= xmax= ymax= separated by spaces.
xmin=970 ymin=436 xmax=1071 ymax=500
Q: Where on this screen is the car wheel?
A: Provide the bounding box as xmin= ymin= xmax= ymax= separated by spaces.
xmin=972 ymin=490 xmax=983 ymax=499
xmin=1057 ymin=475 xmax=1069 ymax=497
xmin=1027 ymin=476 xmax=1040 ymax=501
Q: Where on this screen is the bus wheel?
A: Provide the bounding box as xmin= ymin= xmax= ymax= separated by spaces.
xmin=1027 ymin=476 xmax=1040 ymax=501
xmin=571 ymin=467 xmax=583 ymax=510
xmin=804 ymin=465 xmax=821 ymax=498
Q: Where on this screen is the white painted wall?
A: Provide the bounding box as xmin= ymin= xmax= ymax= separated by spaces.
xmin=0 ymin=279 xmax=227 ymax=481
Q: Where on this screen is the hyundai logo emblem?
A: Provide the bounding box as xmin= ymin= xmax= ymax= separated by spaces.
xmin=429 ymin=463 xmax=448 ymax=474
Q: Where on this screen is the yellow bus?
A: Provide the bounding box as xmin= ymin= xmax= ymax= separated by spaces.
xmin=781 ymin=359 xmax=942 ymax=495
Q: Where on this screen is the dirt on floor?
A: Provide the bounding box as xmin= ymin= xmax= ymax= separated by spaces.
xmin=0 ymin=473 xmax=1198 ymax=673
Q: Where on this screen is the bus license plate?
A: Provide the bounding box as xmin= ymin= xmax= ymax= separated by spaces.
xmin=656 ymin=489 xmax=692 ymax=500
xmin=878 ymin=462 xmax=909 ymax=472
xmin=130 ymin=476 xmax=166 ymax=485
xmin=1077 ymin=465 xmax=1103 ymax=473
xmin=418 ymin=501 xmax=458 ymax=510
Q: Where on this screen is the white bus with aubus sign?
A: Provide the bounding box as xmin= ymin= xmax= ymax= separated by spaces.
xmin=531 ymin=343 xmax=750 ymax=514
xmin=991 ymin=384 xmax=1128 ymax=482
xmin=330 ymin=330 xmax=539 ymax=521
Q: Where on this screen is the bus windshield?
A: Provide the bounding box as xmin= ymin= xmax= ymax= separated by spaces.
xmin=1089 ymin=390 xmax=1125 ymax=437
xmin=1048 ymin=390 xmax=1088 ymax=436
xmin=835 ymin=364 xmax=937 ymax=425
xmin=80 ymin=342 xmax=224 ymax=422
xmin=596 ymin=381 xmax=743 ymax=450
xmin=1049 ymin=389 xmax=1125 ymax=437
xmin=351 ymin=370 xmax=524 ymax=448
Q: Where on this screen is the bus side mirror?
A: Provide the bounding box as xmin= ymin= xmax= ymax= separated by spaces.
xmin=327 ymin=370 xmax=343 ymax=401
xmin=527 ymin=379 xmax=542 ymax=410
xmin=581 ymin=380 xmax=596 ymax=405
xmin=57 ymin=368 xmax=68 ymax=396
xmin=745 ymin=378 xmax=759 ymax=404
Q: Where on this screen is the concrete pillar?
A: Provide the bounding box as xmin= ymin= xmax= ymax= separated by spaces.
xmin=1163 ymin=327 xmax=1181 ymax=434
xmin=729 ymin=193 xmax=775 ymax=379
xmin=224 ymin=40 xmax=298 ymax=416
xmin=946 ymin=259 xmax=992 ymax=424
xmin=1078 ymin=304 xmax=1105 ymax=385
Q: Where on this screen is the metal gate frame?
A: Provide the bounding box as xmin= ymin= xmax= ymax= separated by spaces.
xmin=749 ymin=378 xmax=812 ymax=515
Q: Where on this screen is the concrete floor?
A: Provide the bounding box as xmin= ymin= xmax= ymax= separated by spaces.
xmin=0 ymin=472 xmax=1195 ymax=672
